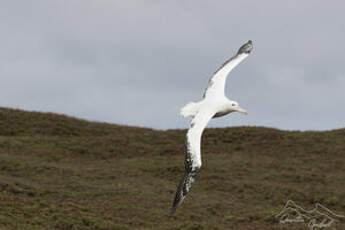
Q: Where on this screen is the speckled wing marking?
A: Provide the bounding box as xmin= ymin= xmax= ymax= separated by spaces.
xmin=171 ymin=110 xmax=215 ymax=214
xmin=203 ymin=40 xmax=253 ymax=99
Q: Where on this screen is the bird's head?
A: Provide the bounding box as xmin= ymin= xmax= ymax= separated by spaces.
xmin=229 ymin=101 xmax=248 ymax=115
xmin=237 ymin=40 xmax=253 ymax=54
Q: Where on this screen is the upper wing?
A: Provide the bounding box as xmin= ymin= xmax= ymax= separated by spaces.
xmin=171 ymin=109 xmax=215 ymax=214
xmin=203 ymin=40 xmax=253 ymax=99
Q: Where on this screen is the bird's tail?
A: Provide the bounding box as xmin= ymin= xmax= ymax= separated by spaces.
xmin=180 ymin=102 xmax=200 ymax=118
xmin=171 ymin=168 xmax=200 ymax=215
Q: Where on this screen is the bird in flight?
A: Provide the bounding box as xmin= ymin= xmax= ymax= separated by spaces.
xmin=171 ymin=40 xmax=253 ymax=214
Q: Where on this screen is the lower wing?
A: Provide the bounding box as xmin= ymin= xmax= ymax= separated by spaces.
xmin=171 ymin=109 xmax=215 ymax=214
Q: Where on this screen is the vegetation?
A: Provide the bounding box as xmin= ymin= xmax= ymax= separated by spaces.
xmin=0 ymin=107 xmax=344 ymax=229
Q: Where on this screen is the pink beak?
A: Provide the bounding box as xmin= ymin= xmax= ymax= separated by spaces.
xmin=236 ymin=106 xmax=248 ymax=115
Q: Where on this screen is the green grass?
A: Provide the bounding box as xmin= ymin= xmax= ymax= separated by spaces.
xmin=0 ymin=107 xmax=344 ymax=229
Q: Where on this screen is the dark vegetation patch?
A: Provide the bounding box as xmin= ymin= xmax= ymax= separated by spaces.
xmin=0 ymin=107 xmax=344 ymax=229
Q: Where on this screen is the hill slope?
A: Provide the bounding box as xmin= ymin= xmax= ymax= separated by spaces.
xmin=0 ymin=107 xmax=344 ymax=230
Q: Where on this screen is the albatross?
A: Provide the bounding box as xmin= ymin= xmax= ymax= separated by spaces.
xmin=171 ymin=40 xmax=253 ymax=214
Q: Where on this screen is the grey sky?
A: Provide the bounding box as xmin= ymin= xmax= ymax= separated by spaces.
xmin=1 ymin=1 xmax=344 ymax=130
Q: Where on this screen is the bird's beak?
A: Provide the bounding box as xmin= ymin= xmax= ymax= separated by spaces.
xmin=236 ymin=106 xmax=248 ymax=115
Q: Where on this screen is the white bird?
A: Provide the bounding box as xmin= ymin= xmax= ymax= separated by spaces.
xmin=171 ymin=40 xmax=253 ymax=214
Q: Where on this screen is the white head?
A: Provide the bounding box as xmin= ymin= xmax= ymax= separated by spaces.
xmin=229 ymin=101 xmax=248 ymax=115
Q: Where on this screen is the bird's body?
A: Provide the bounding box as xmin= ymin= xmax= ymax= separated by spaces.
xmin=171 ymin=40 xmax=253 ymax=214
xmin=213 ymin=98 xmax=235 ymax=118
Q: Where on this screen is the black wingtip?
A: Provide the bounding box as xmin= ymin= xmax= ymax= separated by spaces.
xmin=171 ymin=187 xmax=184 ymax=215
xmin=171 ymin=195 xmax=179 ymax=215
xmin=237 ymin=40 xmax=253 ymax=54
xmin=171 ymin=173 xmax=187 ymax=215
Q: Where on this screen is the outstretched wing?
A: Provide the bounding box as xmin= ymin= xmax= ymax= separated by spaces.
xmin=203 ymin=40 xmax=253 ymax=99
xmin=171 ymin=109 xmax=215 ymax=214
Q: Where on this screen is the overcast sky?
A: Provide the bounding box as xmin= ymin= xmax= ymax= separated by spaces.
xmin=1 ymin=1 xmax=344 ymax=130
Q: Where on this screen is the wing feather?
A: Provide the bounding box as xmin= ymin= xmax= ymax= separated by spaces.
xmin=171 ymin=109 xmax=215 ymax=214
xmin=203 ymin=41 xmax=253 ymax=99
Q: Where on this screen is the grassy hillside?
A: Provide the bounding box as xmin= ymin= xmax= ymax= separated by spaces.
xmin=0 ymin=107 xmax=344 ymax=230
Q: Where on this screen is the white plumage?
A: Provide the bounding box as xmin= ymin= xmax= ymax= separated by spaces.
xmin=171 ymin=40 xmax=253 ymax=214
